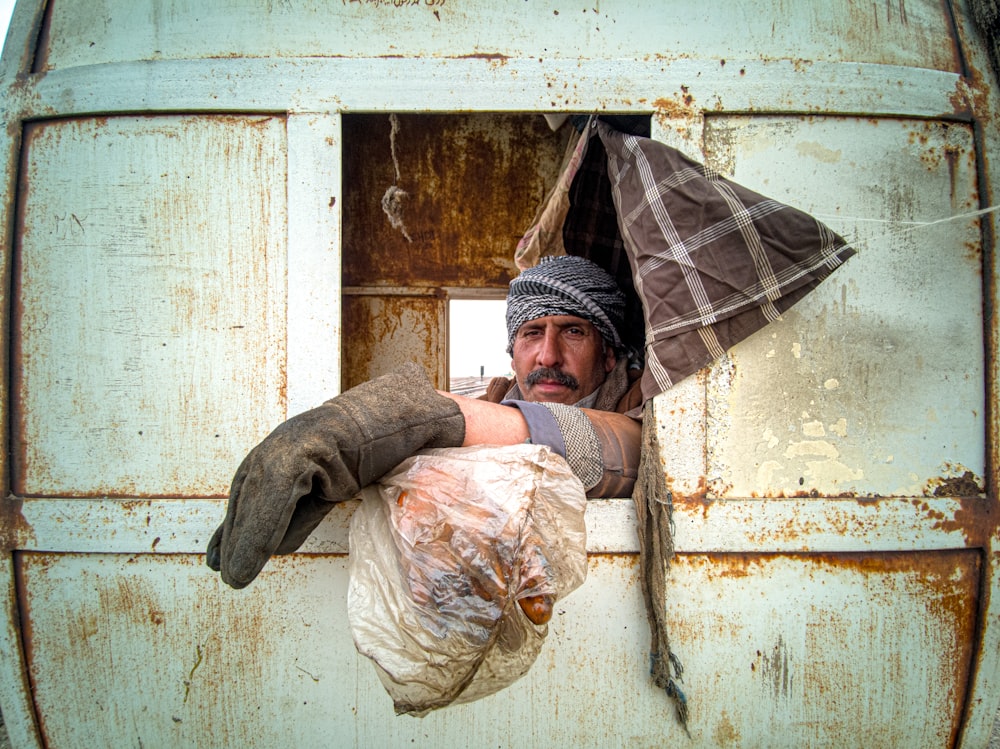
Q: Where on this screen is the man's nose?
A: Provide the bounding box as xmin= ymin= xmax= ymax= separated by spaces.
xmin=536 ymin=329 xmax=563 ymax=367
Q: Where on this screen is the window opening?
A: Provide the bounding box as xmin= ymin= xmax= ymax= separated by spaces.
xmin=448 ymin=298 xmax=511 ymax=397
xmin=339 ymin=112 xmax=649 ymax=392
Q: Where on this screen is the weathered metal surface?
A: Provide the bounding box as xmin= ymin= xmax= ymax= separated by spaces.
xmin=341 ymin=292 xmax=447 ymax=390
xmin=0 ymin=555 xmax=40 ymax=749
xmin=646 ymin=101 xmax=1000 ymax=744
xmin=340 ymin=114 xmax=565 ymax=385
xmin=668 ymin=550 xmax=981 ymax=747
xmin=342 ymin=114 xmax=564 ymax=290
xmin=11 ymin=114 xmax=288 ymax=498
xmin=286 ymin=114 xmax=344 ymax=416
xmin=13 ymin=549 xmax=979 ymax=748
xmin=959 ymin=10 xmax=1000 ymax=742
xmin=9 ymin=493 xmax=995 ymax=557
xmin=701 ymin=115 xmax=985 ymax=500
xmin=32 ymin=0 xmax=960 ymax=73
xmin=3 ymin=56 xmax=969 ymax=121
xmin=0 ymin=0 xmax=998 ymax=747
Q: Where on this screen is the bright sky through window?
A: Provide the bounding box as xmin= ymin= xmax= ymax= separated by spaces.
xmin=449 ymin=299 xmax=511 ymax=380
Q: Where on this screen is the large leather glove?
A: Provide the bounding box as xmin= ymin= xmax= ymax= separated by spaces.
xmin=206 ymin=363 xmax=466 ymax=589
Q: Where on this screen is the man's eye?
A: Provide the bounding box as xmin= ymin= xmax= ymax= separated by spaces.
xmin=566 ymin=327 xmax=585 ymax=336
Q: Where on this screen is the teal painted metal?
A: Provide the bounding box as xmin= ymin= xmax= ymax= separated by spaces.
xmin=0 ymin=1 xmax=998 ymax=747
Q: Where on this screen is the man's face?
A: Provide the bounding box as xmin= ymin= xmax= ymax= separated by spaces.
xmin=511 ymin=314 xmax=617 ymax=405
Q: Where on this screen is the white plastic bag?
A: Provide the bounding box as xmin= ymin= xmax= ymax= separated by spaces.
xmin=348 ymin=444 xmax=588 ymax=716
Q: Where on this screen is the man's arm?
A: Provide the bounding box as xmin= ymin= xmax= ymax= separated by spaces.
xmin=438 ymin=390 xmax=530 ymax=445
xmin=439 ymin=391 xmax=640 ymax=498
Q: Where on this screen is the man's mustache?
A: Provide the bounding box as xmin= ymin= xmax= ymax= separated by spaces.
xmin=525 ymin=367 xmax=579 ymax=390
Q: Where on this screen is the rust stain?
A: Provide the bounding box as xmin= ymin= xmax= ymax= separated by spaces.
xmin=670 ymin=546 xmax=981 ymax=732
xmin=652 ymin=93 xmax=697 ymax=122
xmin=756 ymin=634 xmax=792 ymax=698
xmin=679 ymin=549 xmax=980 ymax=584
xmin=926 ymin=495 xmax=1000 ymax=549
xmin=946 ymin=26 xmax=1000 ymax=567
xmin=453 ymin=53 xmax=510 ymax=63
xmin=341 ymin=294 xmax=443 ymax=388
xmin=342 ymin=113 xmax=565 ymax=288
xmin=947 ymin=75 xmax=988 ymax=124
xmin=679 ymin=543 xmax=982 ymax=739
xmin=664 ymin=475 xmax=708 ymax=512
xmin=929 ymin=470 xmax=985 ymax=498
xmin=711 ymin=710 xmax=741 ymax=744
xmin=0 ymin=495 xmax=35 ymax=551
xmin=653 ymin=91 xmax=704 ymax=143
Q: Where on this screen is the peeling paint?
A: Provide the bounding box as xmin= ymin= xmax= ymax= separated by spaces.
xmin=829 ymin=418 xmax=848 ymax=438
xmin=794 ymin=140 xmax=842 ymax=164
xmin=931 ymin=471 xmax=985 ymax=498
xmin=803 ymin=458 xmax=865 ymax=486
xmin=785 ymin=440 xmax=840 ymax=460
xmin=802 ymin=420 xmax=826 ymax=437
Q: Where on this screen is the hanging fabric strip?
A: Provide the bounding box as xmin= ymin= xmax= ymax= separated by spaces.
xmin=513 ymin=125 xmax=591 ymax=271
xmin=632 ymin=398 xmax=688 ymax=732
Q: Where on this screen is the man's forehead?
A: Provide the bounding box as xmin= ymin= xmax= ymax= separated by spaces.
xmin=517 ymin=314 xmax=594 ymax=330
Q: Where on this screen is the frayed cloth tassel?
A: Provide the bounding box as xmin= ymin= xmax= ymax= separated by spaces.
xmin=633 ymin=400 xmax=689 ymax=735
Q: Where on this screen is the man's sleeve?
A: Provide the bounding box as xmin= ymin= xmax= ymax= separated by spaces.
xmin=581 ymin=408 xmax=641 ymax=497
xmin=502 ymin=399 xmax=640 ymax=498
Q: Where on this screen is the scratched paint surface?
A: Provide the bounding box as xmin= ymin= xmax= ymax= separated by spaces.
xmin=17 ymin=550 xmax=975 ymax=748
xmin=666 ymin=550 xmax=980 ymax=747
xmin=341 ymin=294 xmax=446 ymax=391
xmin=33 ymin=0 xmax=959 ymax=73
xmin=700 ymin=115 xmax=985 ymax=499
xmin=12 ymin=115 xmax=288 ymax=497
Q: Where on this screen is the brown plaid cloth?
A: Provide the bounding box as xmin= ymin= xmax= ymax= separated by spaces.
xmin=593 ymin=118 xmax=855 ymax=401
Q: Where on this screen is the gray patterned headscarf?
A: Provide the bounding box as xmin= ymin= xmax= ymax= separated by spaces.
xmin=506 ymin=255 xmax=626 ymax=354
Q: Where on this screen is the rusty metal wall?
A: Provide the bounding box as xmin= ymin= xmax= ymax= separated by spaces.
xmin=10 ymin=549 xmax=981 ymax=747
xmin=701 ymin=115 xmax=985 ymax=500
xmin=341 ymin=114 xmax=565 ymax=291
xmin=11 ymin=114 xmax=288 ymax=498
xmin=29 ymin=0 xmax=963 ymax=73
xmin=0 ymin=0 xmax=998 ymax=747
xmin=340 ymin=113 xmax=568 ymax=390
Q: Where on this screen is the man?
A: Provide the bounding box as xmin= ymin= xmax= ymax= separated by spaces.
xmin=443 ymin=254 xmax=641 ymax=497
xmin=207 ymin=254 xmax=641 ymax=589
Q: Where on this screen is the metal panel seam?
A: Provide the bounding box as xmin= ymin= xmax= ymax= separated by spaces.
xmin=0 ymin=554 xmax=42 ymax=748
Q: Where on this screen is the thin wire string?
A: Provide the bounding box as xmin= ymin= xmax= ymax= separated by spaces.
xmin=812 ymin=204 xmax=1000 ymax=251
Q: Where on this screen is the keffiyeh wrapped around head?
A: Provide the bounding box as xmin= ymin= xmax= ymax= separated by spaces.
xmin=505 ymin=255 xmax=626 ymax=354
